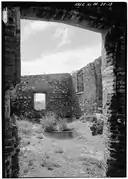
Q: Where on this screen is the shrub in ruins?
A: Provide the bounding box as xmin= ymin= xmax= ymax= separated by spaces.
xmin=90 ymin=115 xmax=104 ymax=135
xmin=41 ymin=112 xmax=67 ymax=132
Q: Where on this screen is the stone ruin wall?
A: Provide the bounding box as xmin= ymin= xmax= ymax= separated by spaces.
xmin=13 ymin=73 xmax=81 ymax=118
xmin=14 ymin=56 xmax=102 ymax=118
xmin=11 ymin=82 xmax=34 ymax=115
xmin=3 ymin=3 xmax=126 ymax=178
xmin=101 ymin=26 xmax=126 ymax=176
xmin=3 ymin=8 xmax=20 ymax=177
xmin=4 ymin=90 xmax=20 ymax=178
xmin=72 ymin=57 xmax=102 ymax=115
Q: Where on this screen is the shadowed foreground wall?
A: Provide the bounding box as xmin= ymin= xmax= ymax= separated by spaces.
xmin=14 ymin=73 xmax=81 ymax=118
xmin=3 ymin=8 xmax=20 ymax=177
xmin=72 ymin=57 xmax=102 ymax=114
xmin=102 ymin=26 xmax=126 ymax=177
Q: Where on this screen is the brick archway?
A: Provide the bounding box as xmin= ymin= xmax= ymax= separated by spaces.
xmin=3 ymin=2 xmax=126 ymax=177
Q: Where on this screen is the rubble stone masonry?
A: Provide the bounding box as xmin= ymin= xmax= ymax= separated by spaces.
xmin=3 ymin=3 xmax=126 ymax=177
xmin=3 ymin=7 xmax=20 ymax=178
xmin=72 ymin=57 xmax=102 ymax=114
xmin=15 ymin=74 xmax=81 ymax=118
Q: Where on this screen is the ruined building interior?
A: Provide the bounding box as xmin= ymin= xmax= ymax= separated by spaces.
xmin=3 ymin=2 xmax=126 ymax=178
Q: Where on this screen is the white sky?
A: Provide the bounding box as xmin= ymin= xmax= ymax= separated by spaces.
xmin=34 ymin=93 xmax=45 ymax=102
xmin=21 ymin=20 xmax=101 ymax=75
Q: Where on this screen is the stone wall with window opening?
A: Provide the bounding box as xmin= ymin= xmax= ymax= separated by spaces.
xmin=3 ymin=3 xmax=126 ymax=177
xmin=12 ymin=74 xmax=81 ymax=119
xmin=72 ymin=57 xmax=102 ymax=114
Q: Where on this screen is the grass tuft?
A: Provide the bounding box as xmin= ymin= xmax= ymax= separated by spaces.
xmin=41 ymin=112 xmax=67 ymax=132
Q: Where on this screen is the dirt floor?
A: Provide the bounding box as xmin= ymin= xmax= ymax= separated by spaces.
xmin=17 ymin=120 xmax=105 ymax=177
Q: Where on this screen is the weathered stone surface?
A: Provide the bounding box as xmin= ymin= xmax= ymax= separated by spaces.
xmin=2 ymin=2 xmax=126 ymax=178
xmin=102 ymin=26 xmax=126 ymax=177
xmin=12 ymin=74 xmax=81 ymax=118
xmin=3 ymin=7 xmax=20 ymax=178
xmin=19 ymin=2 xmax=126 ymax=33
xmin=72 ymin=57 xmax=102 ymax=114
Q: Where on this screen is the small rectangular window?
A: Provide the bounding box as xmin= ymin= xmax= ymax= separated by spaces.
xmin=34 ymin=93 xmax=46 ymax=110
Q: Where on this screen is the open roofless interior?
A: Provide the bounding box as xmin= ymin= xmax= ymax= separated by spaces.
xmin=20 ymin=19 xmax=102 ymax=117
xmin=16 ymin=20 xmax=104 ymax=177
xmin=3 ymin=2 xmax=126 ymax=178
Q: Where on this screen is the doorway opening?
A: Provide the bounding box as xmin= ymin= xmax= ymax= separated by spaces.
xmin=3 ymin=4 xmax=126 ymax=178
xmin=18 ymin=19 xmax=104 ymax=178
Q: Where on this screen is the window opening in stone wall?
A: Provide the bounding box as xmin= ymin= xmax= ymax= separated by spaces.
xmin=20 ymin=19 xmax=102 ymax=119
xmin=77 ymin=69 xmax=84 ymax=92
xmin=3 ymin=4 xmax=126 ymax=178
xmin=17 ymin=18 xmax=103 ymax=177
xmin=34 ymin=93 xmax=46 ymax=110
